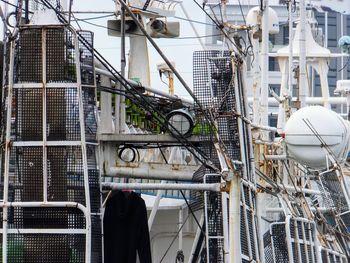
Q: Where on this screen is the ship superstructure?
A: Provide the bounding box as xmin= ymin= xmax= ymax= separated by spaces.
xmin=0 ymin=0 xmax=349 ymax=263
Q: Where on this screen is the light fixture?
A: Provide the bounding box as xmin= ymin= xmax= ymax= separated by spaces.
xmin=166 ymin=109 xmax=194 ymax=138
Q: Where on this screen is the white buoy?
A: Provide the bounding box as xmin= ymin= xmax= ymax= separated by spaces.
xmin=284 ymin=106 xmax=350 ymax=169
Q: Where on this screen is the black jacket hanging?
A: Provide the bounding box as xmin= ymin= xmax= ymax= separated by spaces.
xmin=104 ymin=190 xmax=152 ymax=263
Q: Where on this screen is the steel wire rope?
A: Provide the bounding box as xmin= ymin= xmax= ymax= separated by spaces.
xmin=192 ymin=0 xmax=245 ymax=55
xmin=157 ymin=145 xmax=207 ymax=237
xmin=158 ymin=213 xmax=190 ymax=263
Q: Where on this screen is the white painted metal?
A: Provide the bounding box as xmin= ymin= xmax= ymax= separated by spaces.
xmin=228 ymin=174 xmax=241 ymax=263
xmin=299 ymin=0 xmax=307 ymax=108
xmin=108 ymin=163 xmax=198 ymax=181
xmin=102 ymin=182 xmax=221 ymax=192
xmin=260 ymin=0 xmax=270 ymax=134
xmin=288 ymin=0 xmax=293 ymax=96
xmin=248 ymin=97 xmax=348 ymax=106
xmin=42 ymin=28 xmax=48 ymax=203
xmin=94 ymin=67 xmax=194 ymax=105
xmin=187 ymin=214 xmax=204 ymax=263
xmin=99 ymin=75 xmax=114 ymax=133
xmin=74 ymin=32 xmax=92 ymax=263
xmin=2 ymin=40 xmax=15 ymax=263
xmin=1 ymin=229 xmax=86 ymax=234
xmin=12 ymin=141 xmax=82 ymax=146
xmin=148 ymin=181 xmax=166 ymax=230
xmin=284 ymin=106 xmax=350 ymax=169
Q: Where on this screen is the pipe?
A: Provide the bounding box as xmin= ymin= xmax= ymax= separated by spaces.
xmin=264 ymin=155 xmax=287 ymax=160
xmin=260 ymin=0 xmax=269 ymax=135
xmin=275 ymin=183 xmax=322 ymax=195
xmin=102 ymin=182 xmax=221 ymax=192
xmin=265 ymin=207 xmax=332 ymax=213
xmin=299 ymin=0 xmax=307 ymax=107
xmin=119 ymin=0 xmax=126 ymax=133
xmin=229 ymin=175 xmax=241 ymax=263
xmin=288 ymin=0 xmax=293 ymax=95
xmin=108 ymin=166 xmax=195 ymax=181
xmin=247 ymin=97 xmax=347 ymax=106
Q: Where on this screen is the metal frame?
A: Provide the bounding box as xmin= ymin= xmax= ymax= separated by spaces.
xmin=74 ymin=31 xmax=92 ymax=263
xmin=203 ymin=174 xmax=226 ymax=263
xmin=285 ymin=216 xmax=321 ymax=263
xmin=1 ymin=26 xmax=97 ymax=263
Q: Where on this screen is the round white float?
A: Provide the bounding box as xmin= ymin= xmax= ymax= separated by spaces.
xmin=283 ymin=106 xmax=350 ymax=169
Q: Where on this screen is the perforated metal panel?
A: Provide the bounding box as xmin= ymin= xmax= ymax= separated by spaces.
xmin=1 ymin=26 xmax=101 ymax=262
xmin=194 ymin=50 xmax=259 ymax=262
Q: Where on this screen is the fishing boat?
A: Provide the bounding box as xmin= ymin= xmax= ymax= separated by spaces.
xmin=0 ymin=0 xmax=349 ymax=262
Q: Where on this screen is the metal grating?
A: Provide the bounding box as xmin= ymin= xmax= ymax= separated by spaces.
xmin=317 ymin=171 xmax=349 ymax=213
xmin=15 ymin=28 xmax=42 ymax=83
xmin=1 ymin=26 xmax=102 ymax=262
xmin=46 ymin=28 xmax=76 ymax=82
xmin=7 ymin=234 xmax=85 ymax=263
xmin=270 ymin=223 xmax=289 ymax=263
xmin=78 ymin=31 xmax=95 ymax=86
xmin=15 ymin=89 xmax=43 ymax=141
xmin=82 ymin=87 xmax=97 ymax=142
xmin=46 ymin=89 xmax=67 ymax=141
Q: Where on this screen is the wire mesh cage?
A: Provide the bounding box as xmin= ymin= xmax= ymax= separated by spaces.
xmin=1 ymin=25 xmax=102 ymax=262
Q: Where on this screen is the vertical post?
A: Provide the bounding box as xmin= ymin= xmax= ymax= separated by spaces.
xmin=288 ymin=0 xmax=293 ymax=95
xmin=229 ymin=174 xmax=241 ymax=263
xmin=324 ymin=12 xmax=328 ymax=48
xmin=74 ymin=33 xmax=92 ymax=263
xmin=148 ymin=181 xmax=165 ymax=230
xmin=187 ymin=214 xmax=204 ymax=263
xmin=252 ymin=33 xmax=261 ymax=124
xmin=119 ymin=0 xmax=126 ymax=133
xmin=260 ymin=0 xmax=270 ymax=137
xmin=299 ymin=0 xmax=307 ymax=108
xmin=2 ymin=40 xmax=15 ymax=263
xmin=340 ymin=14 xmax=345 ymax=115
xmin=42 ymin=28 xmax=48 ymax=202
xmin=169 ymin=72 xmax=174 ymax=96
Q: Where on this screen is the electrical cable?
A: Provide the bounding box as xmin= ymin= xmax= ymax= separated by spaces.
xmin=191 ymin=0 xmax=245 ymax=55
xmin=39 ymin=0 xmax=219 ymax=172
xmin=174 ymin=15 xmax=216 ymax=27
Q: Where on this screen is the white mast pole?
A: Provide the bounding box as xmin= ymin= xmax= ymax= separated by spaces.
xmin=260 ymin=0 xmax=269 ymax=138
xmin=288 ymin=0 xmax=293 ymax=96
xmin=299 ymin=0 xmax=307 ymax=107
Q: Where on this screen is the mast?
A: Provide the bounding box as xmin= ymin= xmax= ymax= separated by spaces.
xmin=260 ymin=0 xmax=269 ymax=134
xmin=299 ymin=0 xmax=307 ymax=107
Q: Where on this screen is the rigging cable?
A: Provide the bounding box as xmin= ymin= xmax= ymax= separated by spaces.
xmin=191 ymin=0 xmax=245 ymax=55
xmin=39 ymin=0 xmax=219 ymax=172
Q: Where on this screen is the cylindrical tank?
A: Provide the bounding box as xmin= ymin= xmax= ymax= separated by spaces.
xmin=284 ymin=106 xmax=350 ymax=169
